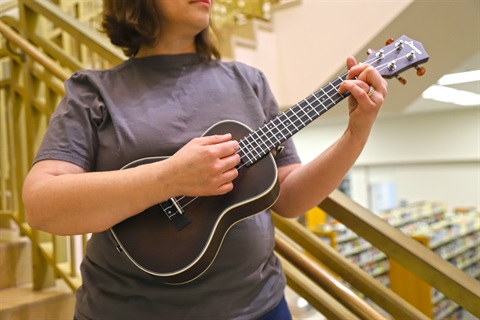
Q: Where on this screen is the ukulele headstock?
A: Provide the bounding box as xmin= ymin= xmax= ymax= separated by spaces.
xmin=365 ymin=35 xmax=430 ymax=85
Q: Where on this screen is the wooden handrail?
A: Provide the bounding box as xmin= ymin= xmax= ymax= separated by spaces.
xmin=273 ymin=213 xmax=430 ymax=320
xmin=0 ymin=19 xmax=69 ymax=82
xmin=21 ymin=0 xmax=124 ymax=65
xmin=275 ymin=234 xmax=387 ymax=320
xmin=277 ymin=255 xmax=361 ymax=320
xmin=320 ymin=189 xmax=480 ymax=317
xmin=0 ymin=1 xmax=16 ymax=14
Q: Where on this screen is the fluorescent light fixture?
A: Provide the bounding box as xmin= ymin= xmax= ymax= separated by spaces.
xmin=422 ymin=85 xmax=480 ymax=106
xmin=437 ymin=70 xmax=480 ymax=85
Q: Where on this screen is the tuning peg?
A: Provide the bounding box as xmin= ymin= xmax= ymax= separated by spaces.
xmin=385 ymin=38 xmax=394 ymax=45
xmin=366 ymin=48 xmax=374 ymax=55
xmin=396 ymin=75 xmax=407 ymax=85
xmin=416 ymin=66 xmax=426 ymax=76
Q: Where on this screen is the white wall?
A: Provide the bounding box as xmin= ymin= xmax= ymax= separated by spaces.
xmin=272 ymin=0 xmax=413 ymax=106
xmin=233 ymin=0 xmax=413 ymax=107
xmin=293 ymin=108 xmax=480 ymax=211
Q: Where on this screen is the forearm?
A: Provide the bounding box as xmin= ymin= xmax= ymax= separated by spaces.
xmin=23 ymin=161 xmax=176 ymax=235
xmin=23 ymin=135 xmax=240 ymax=235
xmin=273 ymin=127 xmax=369 ymax=218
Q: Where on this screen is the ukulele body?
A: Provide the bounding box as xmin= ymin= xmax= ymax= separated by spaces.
xmin=110 ymin=120 xmax=279 ymax=284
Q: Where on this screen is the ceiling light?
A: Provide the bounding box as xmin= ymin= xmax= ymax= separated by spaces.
xmin=437 ymin=70 xmax=480 ymax=85
xmin=422 ymin=85 xmax=480 ymax=106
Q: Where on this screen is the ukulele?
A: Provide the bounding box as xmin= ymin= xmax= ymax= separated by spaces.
xmin=109 ymin=35 xmax=429 ymax=284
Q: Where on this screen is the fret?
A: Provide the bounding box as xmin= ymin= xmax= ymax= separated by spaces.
xmin=238 ymin=139 xmax=255 ymax=163
xmin=328 ymin=82 xmax=339 ymax=99
xmin=289 ymin=105 xmax=307 ymax=128
xmin=276 ymin=113 xmax=295 ymax=137
xmin=317 ymin=88 xmax=329 ymax=109
xmin=239 ymin=73 xmax=349 ymax=166
xmin=242 ymin=134 xmax=263 ymax=160
xmin=252 ymin=127 xmax=271 ymax=155
xmin=299 ymin=100 xmax=313 ymax=122
xmin=305 ymin=95 xmax=322 ymax=117
xmin=266 ymin=120 xmax=287 ymax=142
xmin=272 ymin=117 xmax=291 ymax=139
xmin=312 ymin=92 xmax=328 ymax=112
xmin=260 ymin=124 xmax=281 ymax=147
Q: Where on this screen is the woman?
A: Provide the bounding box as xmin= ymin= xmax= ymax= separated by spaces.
xmin=22 ymin=0 xmax=387 ymax=319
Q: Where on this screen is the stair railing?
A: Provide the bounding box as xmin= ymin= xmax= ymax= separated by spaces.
xmin=18 ymin=0 xmax=123 ymax=72
xmin=0 ymin=18 xmax=87 ymax=291
xmin=275 ymin=232 xmax=391 ymax=320
xmin=319 ymin=190 xmax=480 ymax=317
xmin=273 ymin=213 xmax=431 ymax=320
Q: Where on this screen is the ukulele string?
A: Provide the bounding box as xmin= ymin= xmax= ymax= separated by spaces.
xmin=173 ymin=51 xmax=403 ymax=211
xmin=179 ymin=196 xmax=198 ymax=208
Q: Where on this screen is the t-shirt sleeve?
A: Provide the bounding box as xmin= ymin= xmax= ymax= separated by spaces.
xmin=253 ymin=70 xmax=301 ymax=168
xmin=33 ymin=71 xmax=105 ymax=171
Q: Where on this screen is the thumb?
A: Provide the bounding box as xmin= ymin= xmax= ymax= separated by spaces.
xmin=346 ymin=56 xmax=358 ymax=70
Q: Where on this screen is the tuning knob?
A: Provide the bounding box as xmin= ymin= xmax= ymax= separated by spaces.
xmin=416 ymin=66 xmax=426 ymax=76
xmin=386 ymin=38 xmax=394 ymax=45
xmin=366 ymin=48 xmax=374 ymax=55
xmin=396 ymin=75 xmax=407 ymax=85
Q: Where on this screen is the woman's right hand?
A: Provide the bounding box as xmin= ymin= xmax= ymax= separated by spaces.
xmin=164 ymin=134 xmax=240 ymax=197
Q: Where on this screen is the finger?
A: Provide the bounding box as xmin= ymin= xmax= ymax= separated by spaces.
xmin=220 ymin=152 xmax=241 ymax=170
xmin=197 ymin=133 xmax=232 ymax=146
xmin=216 ymin=181 xmax=235 ymax=195
xmin=356 ymin=66 xmax=388 ymax=96
xmin=215 ymin=140 xmax=240 ymax=159
xmin=346 ymin=63 xmax=370 ymax=80
xmin=216 ymin=167 xmax=239 ymax=194
xmin=338 ymin=79 xmax=369 ymax=96
xmin=339 ymin=80 xmax=371 ymax=103
xmin=346 ymin=56 xmax=357 ymax=70
xmin=222 ymin=166 xmax=239 ymax=182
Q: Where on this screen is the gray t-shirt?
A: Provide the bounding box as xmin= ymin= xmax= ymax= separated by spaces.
xmin=34 ymin=53 xmax=300 ymax=320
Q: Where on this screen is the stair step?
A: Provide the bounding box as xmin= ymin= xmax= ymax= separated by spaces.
xmin=0 ymin=282 xmax=75 ymax=320
xmin=0 ymin=236 xmax=32 ymax=289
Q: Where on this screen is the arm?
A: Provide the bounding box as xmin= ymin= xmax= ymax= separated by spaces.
xmin=23 ymin=134 xmax=240 ymax=235
xmin=272 ymin=57 xmax=388 ymax=218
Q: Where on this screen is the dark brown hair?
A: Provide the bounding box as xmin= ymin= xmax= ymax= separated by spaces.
xmin=101 ymin=0 xmax=221 ymax=59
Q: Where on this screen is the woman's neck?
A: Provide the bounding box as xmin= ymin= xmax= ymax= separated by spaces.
xmin=136 ymin=33 xmax=196 ymax=57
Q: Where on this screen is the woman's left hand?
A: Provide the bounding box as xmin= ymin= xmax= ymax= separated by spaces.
xmin=338 ymin=56 xmax=388 ymax=138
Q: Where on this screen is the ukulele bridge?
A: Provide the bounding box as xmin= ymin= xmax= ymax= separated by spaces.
xmin=159 ymin=198 xmax=190 ymax=231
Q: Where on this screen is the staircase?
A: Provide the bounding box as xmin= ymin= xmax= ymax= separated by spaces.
xmin=0 ymin=224 xmax=75 ymax=320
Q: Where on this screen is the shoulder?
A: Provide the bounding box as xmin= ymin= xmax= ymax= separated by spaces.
xmin=210 ymin=59 xmax=267 ymax=87
xmin=64 ymin=69 xmax=109 ymax=95
xmin=218 ymin=59 xmax=259 ymax=72
xmin=67 ymin=66 xmax=120 ymax=86
xmin=64 ymin=62 xmax=131 ymax=98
